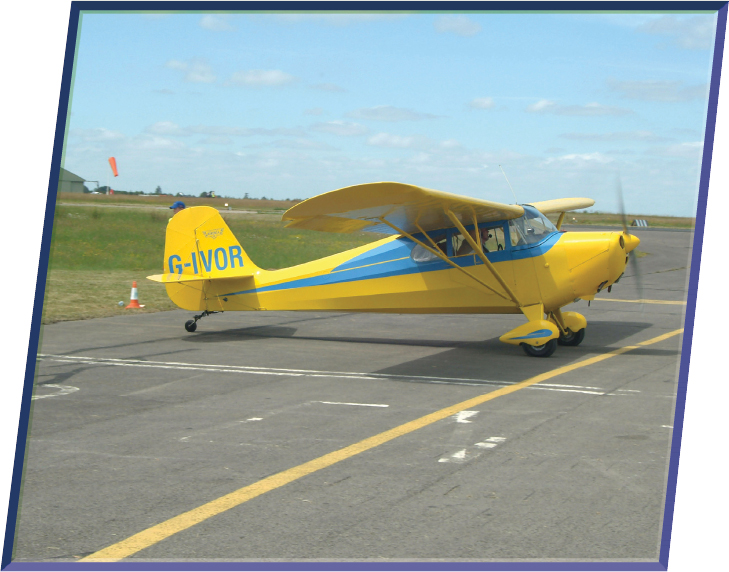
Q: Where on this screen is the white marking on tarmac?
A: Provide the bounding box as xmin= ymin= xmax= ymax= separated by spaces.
xmin=37 ymin=354 xmax=631 ymax=396
xmin=439 ymin=437 xmax=507 ymax=462
xmin=32 ymin=384 xmax=79 ymax=400
xmin=453 ymin=411 xmax=478 ymax=423
xmin=316 ymin=401 xmax=389 ymax=408
xmin=439 ymin=449 xmax=469 ymax=463
xmin=474 ymin=442 xmax=497 ymax=449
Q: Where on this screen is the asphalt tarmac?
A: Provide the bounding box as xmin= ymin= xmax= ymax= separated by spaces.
xmin=14 ymin=228 xmax=692 ymax=563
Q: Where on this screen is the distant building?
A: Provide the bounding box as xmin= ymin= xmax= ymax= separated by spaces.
xmin=59 ymin=168 xmax=87 ymax=193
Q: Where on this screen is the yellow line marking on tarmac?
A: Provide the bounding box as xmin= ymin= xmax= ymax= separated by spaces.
xmin=81 ymin=328 xmax=683 ymax=562
xmin=594 ymin=298 xmax=686 ymax=305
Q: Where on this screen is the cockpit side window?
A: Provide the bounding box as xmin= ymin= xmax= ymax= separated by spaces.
xmin=481 ymin=225 xmax=506 ymax=252
xmin=451 ymin=228 xmax=476 ymax=257
xmin=410 ymin=232 xmax=447 ymax=262
xmin=450 ymin=224 xmax=507 ymax=257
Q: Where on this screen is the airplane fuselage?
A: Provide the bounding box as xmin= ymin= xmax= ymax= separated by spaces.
xmin=165 ymin=223 xmax=634 ymax=316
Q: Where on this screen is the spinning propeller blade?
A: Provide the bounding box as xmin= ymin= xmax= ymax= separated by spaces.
xmin=616 ymin=176 xmax=644 ymax=303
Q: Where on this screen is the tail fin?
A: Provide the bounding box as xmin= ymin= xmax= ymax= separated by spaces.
xmin=147 ymin=206 xmax=259 ymax=310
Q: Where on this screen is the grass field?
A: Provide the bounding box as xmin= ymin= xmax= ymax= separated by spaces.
xmin=43 ymin=204 xmax=385 ymax=324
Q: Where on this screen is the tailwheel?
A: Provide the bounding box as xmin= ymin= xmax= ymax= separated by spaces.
xmin=557 ymin=328 xmax=585 ymax=346
xmin=521 ymin=339 xmax=558 ymax=358
xmin=184 ymin=310 xmax=219 ymax=332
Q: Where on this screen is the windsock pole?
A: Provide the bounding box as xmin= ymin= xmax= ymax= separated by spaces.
xmin=125 ymin=281 xmax=144 ymax=309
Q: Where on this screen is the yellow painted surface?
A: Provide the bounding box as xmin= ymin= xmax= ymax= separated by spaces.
xmin=499 ymin=319 xmax=560 ymax=346
xmin=528 ymin=197 xmax=595 ymax=214
xmin=80 ymin=328 xmax=683 ymax=562
xmin=594 ymin=298 xmax=687 ymax=305
xmin=282 ymin=181 xmax=525 ymax=235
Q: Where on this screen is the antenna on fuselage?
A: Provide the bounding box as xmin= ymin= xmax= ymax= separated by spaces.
xmin=499 ymin=165 xmax=519 ymax=204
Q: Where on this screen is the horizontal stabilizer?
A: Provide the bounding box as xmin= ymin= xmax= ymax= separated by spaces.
xmin=148 ymin=273 xmax=211 ymax=284
xmin=148 ymin=272 xmax=256 ymax=284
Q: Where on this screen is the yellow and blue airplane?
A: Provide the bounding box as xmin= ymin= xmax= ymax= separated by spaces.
xmin=148 ymin=182 xmax=639 ymax=357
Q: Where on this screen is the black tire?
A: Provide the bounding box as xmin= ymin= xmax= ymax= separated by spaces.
xmin=184 ymin=320 xmax=197 ymax=333
xmin=557 ymin=328 xmax=585 ymax=347
xmin=521 ymin=338 xmax=558 ymax=357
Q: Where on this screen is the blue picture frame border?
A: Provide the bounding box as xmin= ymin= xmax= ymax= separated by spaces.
xmin=4 ymin=1 xmax=727 ymax=570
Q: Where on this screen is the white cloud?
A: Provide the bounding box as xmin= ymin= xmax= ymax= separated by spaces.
xmin=434 ymin=15 xmax=482 ymax=37
xmin=69 ymin=128 xmax=125 ymax=141
xmin=269 ymin=13 xmax=406 ymax=26
xmin=561 ymin=131 xmax=669 ymax=142
xmin=527 ymin=100 xmax=557 ymax=112
xmin=273 ymin=138 xmax=334 ymax=150
xmin=133 ymin=134 xmax=187 ymax=150
xmin=164 ymin=58 xmax=216 ymax=83
xmin=310 ymin=121 xmax=368 ymax=137
xmin=527 ymin=100 xmax=632 ymax=116
xmin=648 ymin=141 xmax=704 ymax=158
xmin=304 ymin=108 xmax=324 ymax=116
xmin=228 ymin=69 xmax=296 ymax=87
xmin=608 ymin=79 xmax=709 ymax=102
xmin=145 ymin=121 xmax=190 ymax=136
xmin=638 ymin=15 xmax=716 ymax=50
xmin=199 ymin=15 xmax=235 ymax=32
xmin=367 ymin=133 xmax=418 ymax=148
xmin=469 ymin=97 xmax=495 ymax=110
xmin=347 ymin=105 xmax=437 ymax=122
xmin=544 ymin=152 xmax=614 ymax=165
xmin=198 ymin=136 xmax=233 ymax=145
xmin=143 ymin=122 xmax=308 ymax=139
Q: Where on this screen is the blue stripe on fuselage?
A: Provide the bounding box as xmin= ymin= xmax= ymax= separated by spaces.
xmin=220 ymin=232 xmax=562 ymax=297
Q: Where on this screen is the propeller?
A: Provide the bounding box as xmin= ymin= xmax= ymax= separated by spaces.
xmin=616 ymin=176 xmax=644 ymax=304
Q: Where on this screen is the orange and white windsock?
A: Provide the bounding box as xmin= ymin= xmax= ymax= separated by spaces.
xmin=125 ymin=281 xmax=144 ymax=309
xmin=108 ymin=157 xmax=119 ymax=177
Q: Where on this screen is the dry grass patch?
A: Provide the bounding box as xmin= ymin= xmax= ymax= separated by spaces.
xmin=42 ymin=270 xmax=178 ymax=324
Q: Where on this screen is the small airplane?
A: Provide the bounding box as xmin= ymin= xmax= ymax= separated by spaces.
xmin=148 ymin=182 xmax=639 ymax=357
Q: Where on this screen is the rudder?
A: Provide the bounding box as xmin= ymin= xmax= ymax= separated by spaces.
xmin=149 ymin=206 xmax=259 ymax=311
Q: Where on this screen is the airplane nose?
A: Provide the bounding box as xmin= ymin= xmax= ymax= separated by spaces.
xmin=623 ymin=233 xmax=640 ymax=253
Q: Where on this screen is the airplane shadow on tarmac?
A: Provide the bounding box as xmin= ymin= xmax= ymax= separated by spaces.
xmin=180 ymin=320 xmax=680 ymax=386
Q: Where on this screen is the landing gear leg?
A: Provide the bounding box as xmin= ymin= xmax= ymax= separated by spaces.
xmin=184 ymin=310 xmax=219 ymax=333
xmin=550 ymin=309 xmax=587 ymax=347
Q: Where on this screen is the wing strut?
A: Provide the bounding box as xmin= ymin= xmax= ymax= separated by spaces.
xmin=556 ymin=212 xmax=566 ymax=230
xmin=444 ymin=209 xmax=522 ymax=307
xmin=376 ymin=217 xmax=516 ymax=304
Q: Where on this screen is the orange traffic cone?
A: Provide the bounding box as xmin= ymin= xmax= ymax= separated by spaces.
xmin=125 ymin=281 xmax=145 ymax=309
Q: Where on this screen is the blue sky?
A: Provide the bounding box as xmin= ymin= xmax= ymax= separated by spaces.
xmin=64 ymin=10 xmax=719 ymax=216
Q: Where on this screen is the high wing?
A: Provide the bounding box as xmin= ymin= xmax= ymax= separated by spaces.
xmin=282 ymin=182 xmax=525 ymax=235
xmin=527 ymin=198 xmax=595 ymax=214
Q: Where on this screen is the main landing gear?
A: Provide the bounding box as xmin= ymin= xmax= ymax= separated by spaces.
xmin=520 ymin=327 xmax=585 ymax=357
xmin=557 ymin=327 xmax=586 ymax=347
xmin=511 ymin=310 xmax=587 ymax=357
xmin=521 ymin=339 xmax=558 ymax=358
xmin=184 ymin=310 xmax=219 ymax=332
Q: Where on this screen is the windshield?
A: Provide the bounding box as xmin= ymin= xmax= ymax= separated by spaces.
xmin=509 ymin=205 xmax=558 ymax=246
